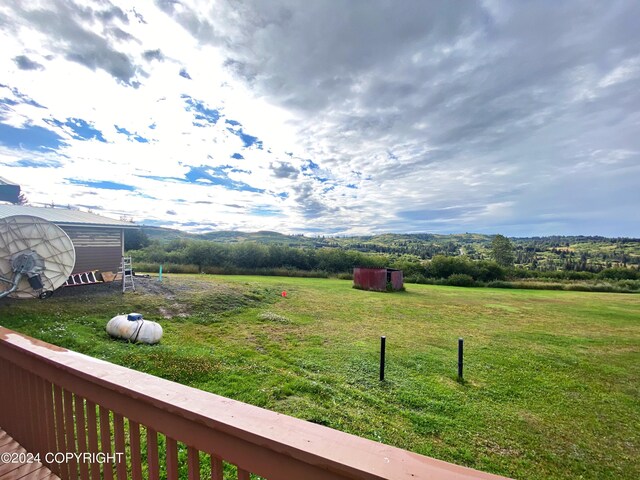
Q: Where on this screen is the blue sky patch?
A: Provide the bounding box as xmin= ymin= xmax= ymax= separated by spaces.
xmin=225 ymin=119 xmax=241 ymax=126
xmin=182 ymin=95 xmax=220 ymax=124
xmin=301 ymin=159 xmax=330 ymax=183
xmin=250 ymin=205 xmax=283 ymax=217
xmin=301 ymin=160 xmax=319 ymax=172
xmin=179 ymin=68 xmax=192 ymax=79
xmin=46 ymin=117 xmax=106 ymax=142
xmin=138 ymin=167 xmax=262 ymax=193
xmin=11 ymin=158 xmax=62 ymax=168
xmin=0 ymin=122 xmax=66 ymax=151
xmin=0 ymin=98 xmax=19 ymax=107
xmin=0 ymin=84 xmax=46 ymax=109
xmin=67 ymin=179 xmax=136 ymax=191
xmin=115 ymin=125 xmax=149 ymax=143
xmin=185 ymin=165 xmax=263 ymax=193
xmin=226 ymin=126 xmax=263 ymax=149
xmin=231 ymin=152 xmax=244 ymax=160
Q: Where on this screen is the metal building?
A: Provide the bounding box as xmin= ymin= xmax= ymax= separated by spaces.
xmin=0 ymin=205 xmax=136 ymax=275
xmin=353 ymin=267 xmax=404 ymax=292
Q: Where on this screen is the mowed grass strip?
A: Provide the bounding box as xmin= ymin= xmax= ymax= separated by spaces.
xmin=1 ymin=275 xmax=638 ymax=480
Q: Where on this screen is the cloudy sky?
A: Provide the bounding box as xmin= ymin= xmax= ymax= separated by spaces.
xmin=1 ymin=0 xmax=639 ymax=237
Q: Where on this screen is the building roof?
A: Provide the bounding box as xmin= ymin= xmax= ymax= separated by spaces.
xmin=0 ymin=204 xmax=137 ymax=228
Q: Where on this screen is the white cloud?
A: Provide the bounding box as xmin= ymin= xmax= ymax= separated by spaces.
xmin=0 ymin=0 xmax=639 ymax=236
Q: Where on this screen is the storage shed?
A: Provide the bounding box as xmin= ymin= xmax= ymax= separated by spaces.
xmin=0 ymin=205 xmax=136 ymax=275
xmin=353 ymin=267 xmax=404 ymax=292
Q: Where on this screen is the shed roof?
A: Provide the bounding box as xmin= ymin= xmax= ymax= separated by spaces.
xmin=0 ymin=204 xmax=137 ymax=228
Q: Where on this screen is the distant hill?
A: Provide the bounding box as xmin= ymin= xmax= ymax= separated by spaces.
xmin=143 ymin=227 xmax=316 ymax=246
xmin=139 ymin=226 xmax=640 ymax=270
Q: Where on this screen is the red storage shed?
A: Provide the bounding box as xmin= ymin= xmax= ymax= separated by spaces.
xmin=353 ymin=267 xmax=404 ymax=292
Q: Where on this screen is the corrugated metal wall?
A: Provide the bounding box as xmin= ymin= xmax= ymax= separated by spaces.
xmin=390 ymin=270 xmax=404 ymax=290
xmin=353 ymin=268 xmax=387 ymax=291
xmin=59 ymin=226 xmax=123 ymax=274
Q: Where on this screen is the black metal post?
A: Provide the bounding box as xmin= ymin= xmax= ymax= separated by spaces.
xmin=458 ymin=337 xmax=464 ymax=382
xmin=380 ymin=336 xmax=386 ymax=381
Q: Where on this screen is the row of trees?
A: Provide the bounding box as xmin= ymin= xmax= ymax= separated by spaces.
xmin=128 ymin=237 xmax=516 ymax=282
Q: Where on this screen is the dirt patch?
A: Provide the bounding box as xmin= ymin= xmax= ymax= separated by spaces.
xmin=46 ymin=275 xmax=279 ymax=321
xmin=54 ymin=276 xmax=184 ymax=299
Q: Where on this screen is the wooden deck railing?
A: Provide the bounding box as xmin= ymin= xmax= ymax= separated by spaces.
xmin=0 ymin=327 xmax=509 ymax=479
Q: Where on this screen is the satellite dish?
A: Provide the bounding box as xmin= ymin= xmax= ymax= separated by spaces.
xmin=0 ymin=215 xmax=76 ymax=299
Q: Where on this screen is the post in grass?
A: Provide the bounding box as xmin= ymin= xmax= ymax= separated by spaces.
xmin=380 ymin=336 xmax=386 ymax=381
xmin=457 ymin=337 xmax=464 ymax=382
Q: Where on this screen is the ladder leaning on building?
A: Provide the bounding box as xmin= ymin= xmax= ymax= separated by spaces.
xmin=121 ymin=256 xmax=135 ymax=293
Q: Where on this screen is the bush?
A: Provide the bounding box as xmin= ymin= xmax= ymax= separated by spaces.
xmin=487 ymin=280 xmax=516 ymax=289
xmin=598 ymin=267 xmax=639 ymax=281
xmin=335 ymin=273 xmax=353 ymax=280
xmin=446 ymin=274 xmax=475 ymax=287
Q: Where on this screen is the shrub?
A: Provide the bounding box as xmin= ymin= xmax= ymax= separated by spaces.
xmin=598 ymin=267 xmax=639 ymax=281
xmin=487 ymin=280 xmax=516 ymax=289
xmin=335 ymin=273 xmax=353 ymax=280
xmin=446 ymin=274 xmax=475 ymax=287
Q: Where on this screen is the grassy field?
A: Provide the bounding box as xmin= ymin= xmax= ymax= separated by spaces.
xmin=1 ymin=275 xmax=638 ymax=479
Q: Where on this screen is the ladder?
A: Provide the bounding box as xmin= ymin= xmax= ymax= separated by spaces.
xmin=64 ymin=271 xmax=102 ymax=287
xmin=121 ymin=256 xmax=135 ymax=293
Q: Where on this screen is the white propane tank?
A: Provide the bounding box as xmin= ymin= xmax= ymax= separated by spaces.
xmin=106 ymin=313 xmax=163 ymax=344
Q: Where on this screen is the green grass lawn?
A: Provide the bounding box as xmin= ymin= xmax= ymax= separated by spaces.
xmin=1 ymin=275 xmax=638 ymax=479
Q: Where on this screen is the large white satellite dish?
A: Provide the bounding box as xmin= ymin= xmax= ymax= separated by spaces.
xmin=0 ymin=215 xmax=76 ymax=299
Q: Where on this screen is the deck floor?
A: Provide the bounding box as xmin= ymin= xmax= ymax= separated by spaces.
xmin=0 ymin=429 xmax=60 ymax=479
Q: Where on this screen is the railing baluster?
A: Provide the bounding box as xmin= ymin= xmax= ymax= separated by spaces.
xmin=27 ymin=372 xmax=39 ymax=456
xmin=24 ymin=370 xmax=36 ymax=452
xmin=85 ymin=400 xmax=101 ymax=480
xmin=31 ymin=374 xmax=47 ymax=457
xmin=147 ymin=427 xmax=160 ymax=480
xmin=99 ymin=406 xmax=114 ymax=480
xmin=64 ymin=389 xmax=79 ymax=480
xmin=113 ymin=413 xmax=127 ymax=480
xmin=211 ymin=456 xmax=223 ymax=480
xmin=129 ymin=420 xmax=143 ymax=480
xmin=53 ymin=384 xmax=69 ymax=480
xmin=42 ymin=380 xmax=59 ymax=475
xmin=75 ymin=395 xmax=90 ymax=480
xmin=166 ymin=437 xmax=179 ymax=480
xmin=35 ymin=375 xmax=49 ymax=461
xmin=11 ymin=365 xmax=25 ymax=443
xmin=187 ymin=446 xmax=200 ymax=480
xmin=0 ymin=358 xmax=6 ymax=414
xmin=238 ymin=467 xmax=251 ymax=480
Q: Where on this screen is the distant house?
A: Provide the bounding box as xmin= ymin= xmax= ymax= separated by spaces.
xmin=353 ymin=267 xmax=404 ymax=292
xmin=0 ymin=205 xmax=136 ymax=275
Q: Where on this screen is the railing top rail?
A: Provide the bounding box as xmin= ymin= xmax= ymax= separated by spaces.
xmin=0 ymin=326 xmax=510 ymax=480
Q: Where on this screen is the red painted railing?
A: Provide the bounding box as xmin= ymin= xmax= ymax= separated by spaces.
xmin=0 ymin=327 xmax=509 ymax=479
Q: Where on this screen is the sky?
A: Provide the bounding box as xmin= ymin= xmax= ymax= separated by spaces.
xmin=0 ymin=0 xmax=639 ymax=237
